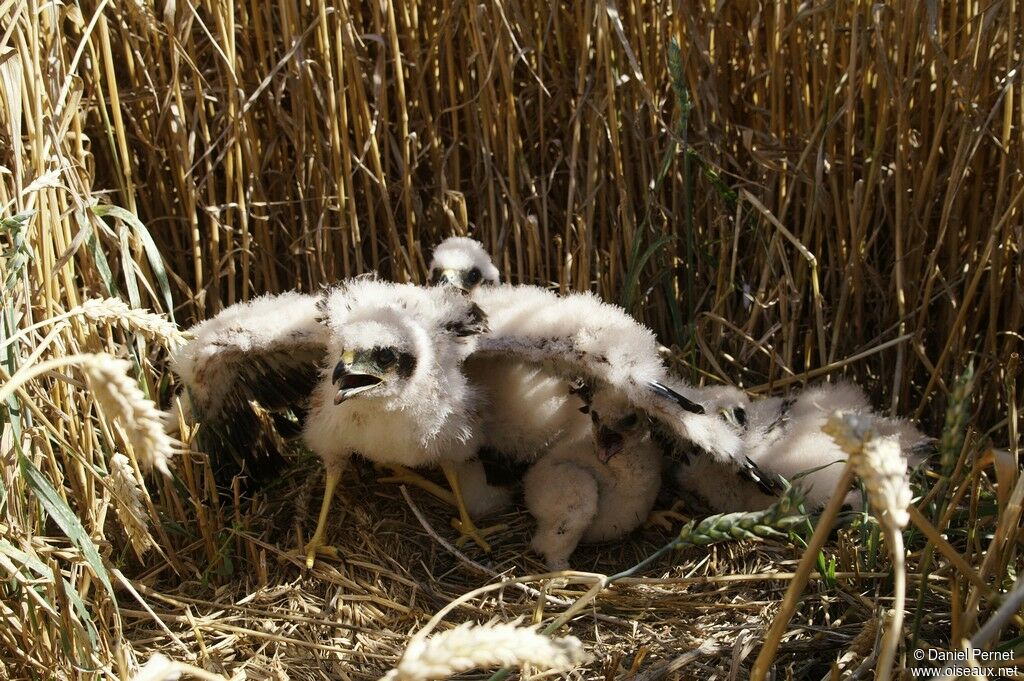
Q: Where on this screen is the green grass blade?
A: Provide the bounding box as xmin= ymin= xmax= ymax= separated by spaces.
xmin=63 ymin=577 xmax=100 ymax=651
xmin=0 ymin=538 xmax=52 ymax=577
xmin=116 ymin=223 xmax=142 ymax=311
xmin=17 ymin=452 xmax=117 ymax=604
xmin=621 ymin=234 xmax=675 ymax=312
xmin=81 ymin=213 xmax=118 ymax=298
xmin=2 ymin=210 xmax=35 ymax=292
xmin=92 ymin=204 xmax=176 ymax=322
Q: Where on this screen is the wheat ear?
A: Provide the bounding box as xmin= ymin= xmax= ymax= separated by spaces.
xmin=381 ymin=620 xmax=588 ymax=681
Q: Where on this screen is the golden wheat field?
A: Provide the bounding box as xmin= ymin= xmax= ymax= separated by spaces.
xmin=1 ymin=0 xmax=1022 ymax=678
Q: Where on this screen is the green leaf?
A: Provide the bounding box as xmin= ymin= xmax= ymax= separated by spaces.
xmin=92 ymin=204 xmax=175 ymax=322
xmin=81 ymin=214 xmax=118 ymax=298
xmin=117 ymin=223 xmax=142 ymax=312
xmin=18 ymin=453 xmax=117 ymax=605
xmin=0 ymin=538 xmax=52 ymax=577
xmin=63 ymin=577 xmax=100 ymax=651
xmin=0 ymin=210 xmax=35 ymax=232
xmin=2 ymin=210 xmax=35 ymax=292
xmin=621 ymin=233 xmax=676 ymax=312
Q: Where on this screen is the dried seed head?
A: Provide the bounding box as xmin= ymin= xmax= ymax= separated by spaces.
xmin=381 ymin=620 xmax=588 ymax=681
xmin=107 ymin=453 xmax=153 ymax=555
xmin=80 ymin=298 xmax=187 ymax=349
xmin=83 ymin=354 xmax=176 ymax=476
xmin=825 ymin=412 xmax=912 ymax=532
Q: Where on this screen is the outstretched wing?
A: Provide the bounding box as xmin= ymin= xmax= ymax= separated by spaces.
xmin=319 ymin=277 xmax=488 ymax=356
xmin=469 ymin=285 xmax=774 ymax=489
xmin=171 ymin=291 xmax=329 ymax=473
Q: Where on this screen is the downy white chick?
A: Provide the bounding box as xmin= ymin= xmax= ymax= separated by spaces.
xmin=428 ymin=236 xmax=501 ymax=292
xmin=674 ymin=382 xmax=931 ymax=512
xmin=428 ymin=238 xmax=577 ymax=462
xmin=428 ymin=238 xmax=771 ymax=510
xmin=524 ymin=387 xmax=662 ymax=570
xmin=470 ymin=284 xmax=770 ymax=486
xmin=172 ymin=279 xmax=490 ymax=566
xmin=428 ymin=238 xmax=584 ymax=519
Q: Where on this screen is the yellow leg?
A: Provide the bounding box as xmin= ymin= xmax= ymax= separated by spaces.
xmin=645 ymin=500 xmax=690 ymax=531
xmin=441 ymin=461 xmax=505 ymax=552
xmin=378 ymin=464 xmax=457 ymax=506
xmin=304 ymin=465 xmax=342 ymax=568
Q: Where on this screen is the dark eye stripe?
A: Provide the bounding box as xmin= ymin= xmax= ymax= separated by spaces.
xmin=734 ymin=407 xmax=747 ymax=428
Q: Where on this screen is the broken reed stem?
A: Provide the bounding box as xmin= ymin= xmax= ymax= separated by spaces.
xmin=750 ymin=464 xmax=856 ymax=681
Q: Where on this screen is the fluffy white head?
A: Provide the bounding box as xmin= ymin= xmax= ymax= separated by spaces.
xmin=696 ymin=385 xmax=751 ymax=429
xmin=316 ymin=279 xmax=482 ymax=410
xmin=303 ymin=279 xmax=486 ymax=466
xmin=429 ymin=237 xmax=501 ymax=292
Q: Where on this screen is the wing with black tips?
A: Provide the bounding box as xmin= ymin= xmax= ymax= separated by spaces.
xmin=171 ymin=291 xmax=329 ymax=475
xmin=468 ymin=285 xmax=755 ymax=474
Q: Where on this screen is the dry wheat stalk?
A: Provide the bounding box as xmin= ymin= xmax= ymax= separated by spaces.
xmin=380 ymin=620 xmax=587 ymax=681
xmin=106 ymin=453 xmax=152 ymax=555
xmin=0 ymin=298 xmax=187 ymax=352
xmin=823 ymin=412 xmax=910 ymax=681
xmin=823 ymin=413 xmax=912 ymax=533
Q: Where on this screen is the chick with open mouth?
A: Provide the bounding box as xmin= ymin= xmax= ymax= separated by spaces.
xmin=523 ymin=385 xmax=662 ymax=570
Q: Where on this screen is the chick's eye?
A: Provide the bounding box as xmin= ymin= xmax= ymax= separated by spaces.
xmin=375 ymin=347 xmax=397 ymax=366
xmin=621 ymin=413 xmax=639 ymax=429
xmin=466 ymin=268 xmax=482 ymax=284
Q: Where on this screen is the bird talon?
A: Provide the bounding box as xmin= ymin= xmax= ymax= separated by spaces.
xmin=378 ymin=466 xmax=457 ymax=506
xmin=646 ymin=501 xmax=690 ymax=531
xmin=450 ymin=517 xmax=504 ymax=552
xmin=300 ymin=539 xmax=340 ymax=568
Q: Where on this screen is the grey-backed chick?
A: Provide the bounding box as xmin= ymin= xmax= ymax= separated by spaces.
xmin=524 ymin=387 xmax=662 ymax=570
xmin=674 ymin=382 xmax=931 ymax=512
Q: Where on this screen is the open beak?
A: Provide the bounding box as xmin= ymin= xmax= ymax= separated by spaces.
xmin=596 ymin=425 xmax=624 ymax=463
xmin=332 ymin=362 xmax=384 ymax=404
